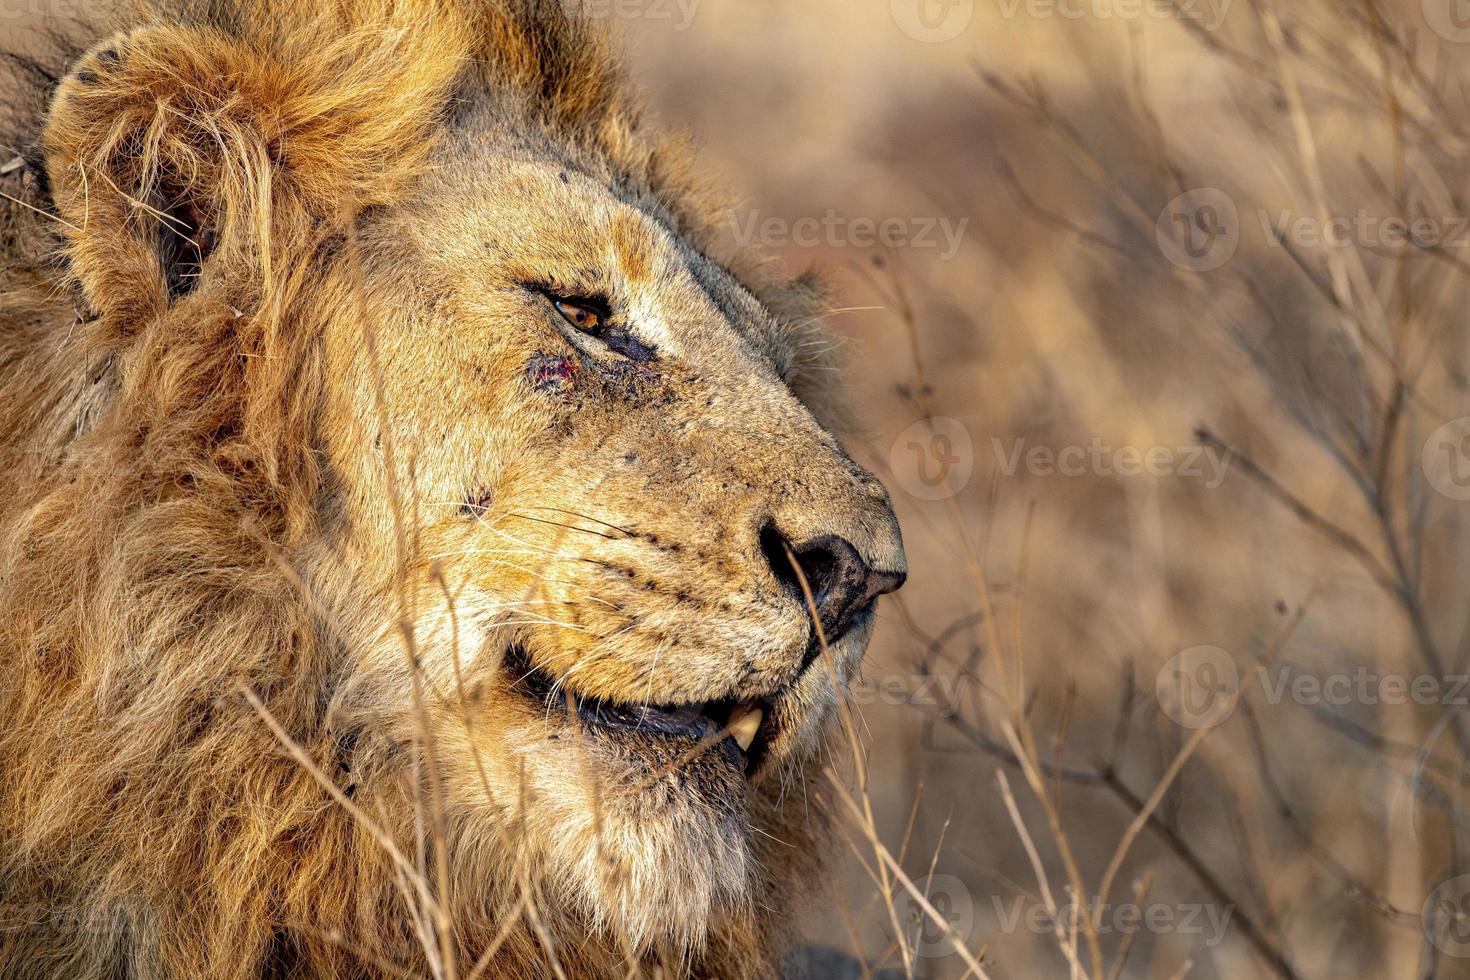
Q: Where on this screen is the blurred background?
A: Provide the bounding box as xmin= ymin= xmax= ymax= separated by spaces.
xmin=611 ymin=1 xmax=1470 ymax=976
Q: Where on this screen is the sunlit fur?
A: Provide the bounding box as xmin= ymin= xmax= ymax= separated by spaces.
xmin=0 ymin=2 xmax=905 ymax=977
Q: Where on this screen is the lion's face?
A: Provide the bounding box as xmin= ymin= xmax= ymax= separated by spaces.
xmin=313 ymin=152 xmax=906 ymax=945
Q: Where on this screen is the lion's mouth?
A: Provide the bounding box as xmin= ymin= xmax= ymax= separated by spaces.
xmin=503 ymin=646 xmax=781 ymax=777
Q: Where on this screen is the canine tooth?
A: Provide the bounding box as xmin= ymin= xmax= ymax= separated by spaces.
xmin=728 ymin=706 xmax=763 ymax=752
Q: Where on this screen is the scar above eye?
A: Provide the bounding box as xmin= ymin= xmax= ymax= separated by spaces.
xmin=527 ymin=353 xmax=579 ymax=390
xmin=460 ymin=489 xmax=494 ymax=517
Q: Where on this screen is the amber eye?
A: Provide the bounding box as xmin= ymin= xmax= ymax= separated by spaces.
xmin=552 ymin=297 xmax=605 ymax=333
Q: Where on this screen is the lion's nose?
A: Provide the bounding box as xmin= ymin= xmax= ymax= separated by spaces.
xmin=760 ymin=526 xmax=907 ymax=646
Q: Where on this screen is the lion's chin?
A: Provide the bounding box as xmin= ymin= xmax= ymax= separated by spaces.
xmin=484 ymin=717 xmax=758 ymax=953
xmin=548 ymin=776 xmax=756 ymax=952
xmin=443 ymin=641 xmax=847 ymax=951
xmin=431 ymin=645 xmax=774 ymax=953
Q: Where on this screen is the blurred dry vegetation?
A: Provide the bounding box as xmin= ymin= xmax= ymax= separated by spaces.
xmin=623 ymin=0 xmax=1470 ymax=976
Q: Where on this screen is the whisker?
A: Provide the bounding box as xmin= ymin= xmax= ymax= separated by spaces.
xmin=487 ymin=616 xmax=595 ymax=635
xmin=502 ymin=511 xmax=622 ymax=541
xmin=642 ymin=641 xmax=667 ymax=708
xmin=555 ymin=626 xmax=638 ymax=681
xmin=519 ymin=506 xmax=637 ymax=538
xmin=428 ymin=547 xmax=587 ymax=562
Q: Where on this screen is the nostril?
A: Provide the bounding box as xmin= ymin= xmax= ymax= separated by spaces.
xmin=760 ymin=523 xmax=844 ymax=607
xmin=796 ymin=545 xmax=840 ymax=604
xmin=793 ymin=543 xmax=840 ymax=605
xmin=764 ymin=525 xmax=846 ymax=608
xmin=760 ymin=525 xmax=903 ymax=647
xmin=759 ymin=523 xmax=803 ymax=601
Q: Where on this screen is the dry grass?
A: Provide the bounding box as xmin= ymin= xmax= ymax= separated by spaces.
xmin=612 ymin=0 xmax=1470 ymax=976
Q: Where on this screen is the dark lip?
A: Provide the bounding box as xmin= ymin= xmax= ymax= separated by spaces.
xmin=796 ymin=598 xmax=877 ymax=675
xmin=578 ymin=698 xmax=751 ymax=772
xmin=502 ymin=645 xmax=783 ymax=777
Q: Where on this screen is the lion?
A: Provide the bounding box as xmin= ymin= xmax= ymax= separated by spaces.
xmin=0 ymin=2 xmax=907 ymax=977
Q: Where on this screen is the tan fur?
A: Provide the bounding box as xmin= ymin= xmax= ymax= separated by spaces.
xmin=0 ymin=3 xmax=905 ymax=978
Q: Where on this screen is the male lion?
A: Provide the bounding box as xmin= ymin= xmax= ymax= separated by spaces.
xmin=0 ymin=2 xmax=907 ymax=977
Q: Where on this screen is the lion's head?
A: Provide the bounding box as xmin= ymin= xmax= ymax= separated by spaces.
xmin=0 ymin=2 xmax=905 ymax=976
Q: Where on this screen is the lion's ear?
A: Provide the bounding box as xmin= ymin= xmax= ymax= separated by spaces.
xmin=40 ymin=16 xmax=466 ymax=327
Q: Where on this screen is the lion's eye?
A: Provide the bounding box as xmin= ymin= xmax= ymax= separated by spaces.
xmin=552 ymin=297 xmax=606 ymax=334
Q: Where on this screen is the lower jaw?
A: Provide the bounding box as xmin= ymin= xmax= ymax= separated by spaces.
xmin=501 ymin=645 xmax=783 ymax=780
